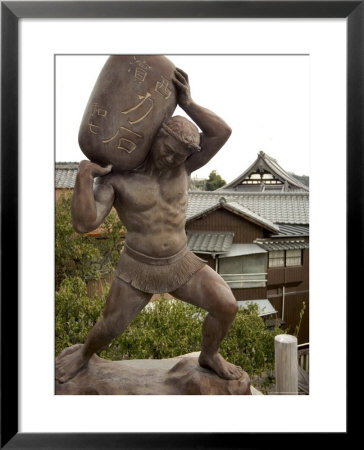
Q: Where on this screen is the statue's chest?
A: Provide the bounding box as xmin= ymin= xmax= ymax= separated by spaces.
xmin=117 ymin=169 xmax=189 ymax=210
xmin=158 ymin=172 xmax=189 ymax=204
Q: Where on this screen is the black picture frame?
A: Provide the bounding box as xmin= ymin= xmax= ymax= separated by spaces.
xmin=1 ymin=1 xmax=356 ymax=448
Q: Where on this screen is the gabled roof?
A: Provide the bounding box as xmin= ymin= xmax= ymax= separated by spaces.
xmin=222 ymin=200 xmax=280 ymax=233
xmin=187 ymin=197 xmax=279 ymax=233
xmin=187 ymin=191 xmax=309 ymax=225
xmin=220 ymin=151 xmax=309 ymax=192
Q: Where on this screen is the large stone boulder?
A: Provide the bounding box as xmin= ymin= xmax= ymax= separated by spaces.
xmin=55 ymin=346 xmax=252 ymax=395
xmin=78 ymin=55 xmax=177 ymax=173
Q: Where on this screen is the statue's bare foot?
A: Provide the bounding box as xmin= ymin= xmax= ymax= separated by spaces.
xmin=199 ymin=351 xmax=244 ymax=380
xmin=56 ymin=344 xmax=88 ymax=383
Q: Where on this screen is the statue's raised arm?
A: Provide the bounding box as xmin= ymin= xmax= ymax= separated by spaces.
xmin=172 ymin=68 xmax=232 ymax=174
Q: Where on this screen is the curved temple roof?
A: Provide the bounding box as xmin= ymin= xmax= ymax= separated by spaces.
xmin=220 ymin=151 xmax=309 ymax=192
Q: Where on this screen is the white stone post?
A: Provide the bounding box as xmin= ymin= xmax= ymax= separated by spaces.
xmin=274 ymin=334 xmax=298 ymax=394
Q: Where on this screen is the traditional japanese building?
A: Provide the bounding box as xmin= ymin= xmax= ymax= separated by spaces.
xmin=185 ymin=152 xmax=309 ymax=343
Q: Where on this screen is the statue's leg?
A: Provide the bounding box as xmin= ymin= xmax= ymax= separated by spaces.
xmin=170 ymin=265 xmax=243 ymax=380
xmin=56 ymin=277 xmax=151 ymax=383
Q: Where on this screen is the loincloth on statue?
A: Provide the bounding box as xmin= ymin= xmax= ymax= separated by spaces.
xmin=115 ymin=242 xmax=206 ymax=294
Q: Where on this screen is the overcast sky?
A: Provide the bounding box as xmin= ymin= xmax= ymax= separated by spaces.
xmin=56 ymin=54 xmax=309 ymax=183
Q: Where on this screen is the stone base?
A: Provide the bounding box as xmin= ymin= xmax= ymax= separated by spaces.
xmin=55 ymin=346 xmax=251 ymax=395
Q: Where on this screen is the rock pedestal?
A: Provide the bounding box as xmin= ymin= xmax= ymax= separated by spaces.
xmin=55 ymin=347 xmax=251 ymax=395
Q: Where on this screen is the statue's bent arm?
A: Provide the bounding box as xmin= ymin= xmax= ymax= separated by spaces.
xmin=71 ymin=160 xmax=114 ymax=234
xmin=184 ymin=103 xmax=232 ymax=174
xmin=173 ymin=69 xmax=231 ymax=174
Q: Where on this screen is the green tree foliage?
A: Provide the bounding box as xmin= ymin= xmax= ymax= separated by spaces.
xmin=288 ymin=172 xmax=309 ymax=187
xmin=205 ymin=170 xmax=226 ymax=191
xmin=55 ymin=193 xmax=124 ymax=289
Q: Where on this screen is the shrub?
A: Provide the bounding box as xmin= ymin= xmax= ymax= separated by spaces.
xmin=55 ymin=276 xmax=105 ymax=356
xmin=220 ymin=304 xmax=283 ymax=376
xmin=55 ymin=193 xmax=124 ymax=289
xmin=99 ymin=297 xmax=205 ymax=361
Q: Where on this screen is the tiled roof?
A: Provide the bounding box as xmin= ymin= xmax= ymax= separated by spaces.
xmin=187 ymin=231 xmax=234 ymax=254
xmin=275 ymin=224 xmax=309 ymax=237
xmin=222 ymin=201 xmax=279 ymax=233
xmin=254 ymin=239 xmax=309 ymax=251
xmin=56 ymin=162 xmax=79 ymax=170
xmin=187 ymin=191 xmax=309 ymax=225
xmin=55 ymin=162 xmax=79 ymax=188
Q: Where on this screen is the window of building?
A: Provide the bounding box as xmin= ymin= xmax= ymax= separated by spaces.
xmin=219 ymin=253 xmax=267 ymax=288
xmin=250 ymin=173 xmax=261 ymax=180
xmin=268 ymin=251 xmax=285 ymax=267
xmin=268 ymin=249 xmax=303 ymax=268
xmin=242 ymin=170 xmax=284 ymax=184
xmin=286 ymin=249 xmax=302 ymax=266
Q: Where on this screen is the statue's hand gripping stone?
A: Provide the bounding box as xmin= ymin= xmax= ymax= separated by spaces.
xmin=173 ymin=67 xmax=193 ymax=110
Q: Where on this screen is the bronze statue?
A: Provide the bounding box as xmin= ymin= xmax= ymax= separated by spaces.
xmin=56 ymin=57 xmax=243 ymax=384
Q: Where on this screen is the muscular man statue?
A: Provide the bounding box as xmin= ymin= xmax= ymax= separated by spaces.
xmin=56 ymin=68 xmax=243 ymax=382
